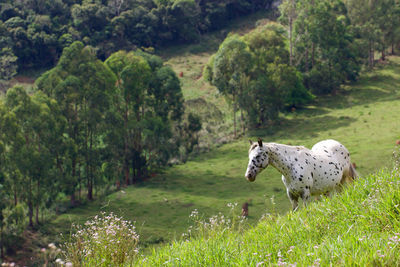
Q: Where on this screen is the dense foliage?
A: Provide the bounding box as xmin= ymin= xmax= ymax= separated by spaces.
xmin=205 ymin=23 xmax=314 ymax=130
xmin=0 ymin=0 xmax=274 ymax=72
xmin=0 ymin=41 xmax=201 ymax=258
xmin=280 ymin=0 xmax=400 ymax=94
xmin=206 ymin=0 xmax=400 ymax=133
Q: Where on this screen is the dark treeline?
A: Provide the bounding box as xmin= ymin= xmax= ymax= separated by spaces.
xmin=0 ymin=42 xmax=202 ymax=258
xmin=205 ymin=0 xmax=400 ymax=132
xmin=0 ymin=0 xmax=273 ymax=73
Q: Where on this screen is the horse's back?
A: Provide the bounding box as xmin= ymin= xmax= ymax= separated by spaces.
xmin=312 ymin=139 xmax=349 ymax=156
xmin=312 ymin=139 xmax=351 ymax=169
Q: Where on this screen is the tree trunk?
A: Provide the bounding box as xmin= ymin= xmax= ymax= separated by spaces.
xmin=89 ymin=131 xmax=94 ymax=200
xmin=124 ymin=162 xmax=130 ymax=186
xmin=124 ymin=104 xmax=130 ymax=186
xmin=240 ymin=109 xmax=245 ymax=136
xmin=85 ymin=125 xmax=93 ymax=200
xmin=14 ymin=180 xmax=17 ymax=206
xmin=70 ymin=192 xmax=76 ymax=207
xmin=233 ymin=93 xmax=237 ymax=138
xmin=35 ymin=180 xmax=40 ymax=225
xmin=369 ymin=40 xmax=373 ymax=68
xmin=71 ymin=157 xmax=76 ymax=206
xmin=78 ymin=163 xmax=81 ymax=201
xmin=28 ymin=178 xmax=33 ymax=228
xmin=35 ymin=202 xmax=39 ymax=225
xmin=311 ymin=43 xmax=315 ymax=68
xmin=289 ymin=16 xmax=293 ymax=66
xmin=305 ymin=46 xmax=309 ymax=72
xmin=371 ymin=40 xmax=375 ymax=67
xmin=0 ymin=224 xmax=4 ymax=260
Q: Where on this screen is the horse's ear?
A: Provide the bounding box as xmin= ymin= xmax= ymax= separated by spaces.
xmin=249 ymin=140 xmax=253 ymax=145
xmin=258 ymin=138 xmax=263 ymax=147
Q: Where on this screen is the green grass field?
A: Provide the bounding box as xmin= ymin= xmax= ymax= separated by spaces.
xmin=138 ymin=169 xmax=400 ymax=266
xmin=41 ymin=55 xmax=400 ymax=255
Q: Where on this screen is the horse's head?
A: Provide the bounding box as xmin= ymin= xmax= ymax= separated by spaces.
xmin=245 ymin=139 xmax=269 ymax=182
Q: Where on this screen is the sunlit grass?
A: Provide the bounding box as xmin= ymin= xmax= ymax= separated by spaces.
xmin=138 ymin=169 xmax=400 ymax=266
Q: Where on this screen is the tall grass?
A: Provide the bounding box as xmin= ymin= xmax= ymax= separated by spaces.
xmin=137 ymin=168 xmax=400 ymax=266
xmin=62 ymin=212 xmax=139 ymax=266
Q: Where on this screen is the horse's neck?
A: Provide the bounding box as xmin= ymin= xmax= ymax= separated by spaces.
xmin=266 ymin=143 xmax=302 ymax=177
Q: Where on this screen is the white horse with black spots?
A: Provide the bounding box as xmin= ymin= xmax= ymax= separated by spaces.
xmin=245 ymin=139 xmax=358 ymax=211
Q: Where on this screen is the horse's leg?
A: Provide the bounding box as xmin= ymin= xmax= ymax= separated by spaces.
xmin=301 ymin=188 xmax=311 ymax=207
xmin=287 ymin=190 xmax=299 ymax=211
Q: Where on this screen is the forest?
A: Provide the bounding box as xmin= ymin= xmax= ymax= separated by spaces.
xmin=1 ymin=0 xmax=400 ymax=264
xmin=0 ymin=0 xmax=274 ymax=73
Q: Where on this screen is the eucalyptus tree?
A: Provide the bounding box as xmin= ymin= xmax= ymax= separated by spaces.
xmin=280 ymin=0 xmax=359 ymax=94
xmin=37 ymin=41 xmax=117 ymax=201
xmin=105 ymin=50 xmax=184 ymax=183
xmin=243 ymin=23 xmax=313 ymax=125
xmin=279 ymin=0 xmax=298 ymax=66
xmin=304 ymin=0 xmax=359 ymax=94
xmin=1 ymin=86 xmax=59 ymax=226
xmin=204 ymin=34 xmax=252 ymax=137
xmin=205 ymin=23 xmax=314 ymax=128
xmin=105 ymin=51 xmax=151 ymax=185
xmin=343 ymin=0 xmax=398 ymax=66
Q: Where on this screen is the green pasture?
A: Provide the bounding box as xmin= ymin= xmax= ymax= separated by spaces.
xmin=43 ymin=56 xmax=400 ymax=251
xmin=139 ymin=169 xmax=400 ymax=266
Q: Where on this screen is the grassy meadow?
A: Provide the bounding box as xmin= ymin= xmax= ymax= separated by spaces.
xmin=40 ymin=55 xmax=400 ymax=256
xmin=138 ymin=169 xmax=400 ymax=266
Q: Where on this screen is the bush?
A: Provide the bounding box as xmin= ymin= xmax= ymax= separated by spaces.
xmin=62 ymin=212 xmax=139 ymax=266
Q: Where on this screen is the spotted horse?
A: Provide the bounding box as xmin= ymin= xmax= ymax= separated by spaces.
xmin=245 ymin=139 xmax=358 ymax=211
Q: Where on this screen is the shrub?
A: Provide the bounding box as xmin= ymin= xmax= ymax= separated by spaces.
xmin=61 ymin=212 xmax=139 ymax=266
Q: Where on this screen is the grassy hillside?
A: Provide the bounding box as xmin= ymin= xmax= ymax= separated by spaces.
xmin=138 ymin=168 xmax=400 ymax=266
xmin=40 ymin=55 xmax=400 ymax=254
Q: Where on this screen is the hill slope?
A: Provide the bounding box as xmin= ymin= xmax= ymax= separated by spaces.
xmin=42 ymin=56 xmax=400 ymax=253
xmin=138 ymin=168 xmax=400 ymax=266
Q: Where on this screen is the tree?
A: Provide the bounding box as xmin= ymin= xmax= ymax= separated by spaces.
xmin=0 ymin=21 xmax=17 ymax=90
xmin=0 ymin=48 xmax=17 ymax=83
xmin=204 ymin=34 xmax=252 ymax=137
xmin=279 ymin=0 xmax=298 ymax=66
xmin=37 ymin=41 xmax=117 ymax=201
xmin=105 ymin=50 xmax=151 ymax=185
xmin=105 ymin=50 xmax=184 ymax=183
xmin=1 ymin=86 xmax=60 ymax=227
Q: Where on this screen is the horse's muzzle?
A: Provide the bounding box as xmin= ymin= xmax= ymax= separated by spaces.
xmin=246 ymin=174 xmax=256 ymax=182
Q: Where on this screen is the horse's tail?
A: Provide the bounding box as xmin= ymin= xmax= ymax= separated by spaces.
xmin=349 ymin=162 xmax=359 ymax=180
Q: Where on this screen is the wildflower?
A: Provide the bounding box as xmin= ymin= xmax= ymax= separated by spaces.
xmin=377 ymin=250 xmax=385 ymax=258
xmin=48 ymin=243 xmax=57 ymax=250
xmin=190 ymin=209 xmax=199 ymax=218
xmin=41 ymin=248 xmax=46 ymax=253
xmin=227 ymin=202 xmax=238 ymax=209
xmin=313 ymin=258 xmax=321 ymax=267
xmin=256 ymin=261 xmax=264 ymax=267
xmin=65 ymin=263 xmax=73 ymax=267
